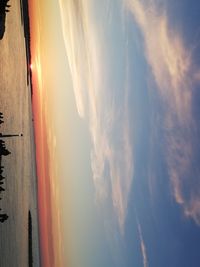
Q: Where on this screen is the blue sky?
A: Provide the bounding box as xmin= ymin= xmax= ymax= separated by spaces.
xmin=57 ymin=0 xmax=200 ymax=266
xmin=31 ymin=0 xmax=200 ymax=266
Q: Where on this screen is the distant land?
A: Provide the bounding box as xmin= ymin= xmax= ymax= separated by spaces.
xmin=0 ymin=0 xmax=10 ymax=40
xmin=20 ymin=0 xmax=33 ymax=91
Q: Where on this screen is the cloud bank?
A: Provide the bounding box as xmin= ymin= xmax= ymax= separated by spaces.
xmin=58 ymin=0 xmax=200 ymax=238
xmin=58 ymin=0 xmax=133 ymax=231
xmin=126 ymin=0 xmax=200 ymax=224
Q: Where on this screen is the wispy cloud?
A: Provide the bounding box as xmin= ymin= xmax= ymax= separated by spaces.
xmin=58 ymin=0 xmax=133 ymax=231
xmin=58 ymin=0 xmax=200 ymax=234
xmin=126 ymin=0 xmax=200 ymax=225
xmin=136 ymin=216 xmax=148 ymax=267
xmin=126 ymin=0 xmax=193 ymax=123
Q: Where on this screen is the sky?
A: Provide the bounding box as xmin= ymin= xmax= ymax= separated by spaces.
xmin=29 ymin=0 xmax=200 ymax=266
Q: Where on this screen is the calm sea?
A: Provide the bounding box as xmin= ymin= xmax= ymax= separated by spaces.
xmin=0 ymin=0 xmax=40 ymax=266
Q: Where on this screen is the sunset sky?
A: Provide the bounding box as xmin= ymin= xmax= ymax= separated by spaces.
xmin=29 ymin=0 xmax=200 ymax=266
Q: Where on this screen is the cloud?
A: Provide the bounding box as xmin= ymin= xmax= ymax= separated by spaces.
xmin=58 ymin=0 xmax=133 ymax=231
xmin=58 ymin=0 xmax=200 ymax=234
xmin=126 ymin=0 xmax=193 ymax=123
xmin=136 ymin=217 xmax=148 ymax=267
xmin=126 ymin=0 xmax=200 ymax=225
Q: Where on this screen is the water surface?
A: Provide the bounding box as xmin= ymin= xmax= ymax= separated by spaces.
xmin=0 ymin=0 xmax=40 ymax=266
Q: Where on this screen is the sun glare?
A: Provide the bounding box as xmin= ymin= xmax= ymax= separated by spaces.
xmin=35 ymin=55 xmax=43 ymax=91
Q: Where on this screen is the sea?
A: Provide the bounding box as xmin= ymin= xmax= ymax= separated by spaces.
xmin=0 ymin=0 xmax=40 ymax=266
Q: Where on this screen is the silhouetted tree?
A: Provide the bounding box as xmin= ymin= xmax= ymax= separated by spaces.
xmin=0 ymin=214 xmax=8 ymax=223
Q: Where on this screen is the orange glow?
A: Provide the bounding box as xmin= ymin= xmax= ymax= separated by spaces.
xmin=29 ymin=1 xmax=64 ymax=266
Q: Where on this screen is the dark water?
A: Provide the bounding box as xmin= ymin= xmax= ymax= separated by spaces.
xmin=0 ymin=0 xmax=40 ymax=266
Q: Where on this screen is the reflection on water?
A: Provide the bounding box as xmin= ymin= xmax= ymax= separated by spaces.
xmin=0 ymin=0 xmax=40 ymax=266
